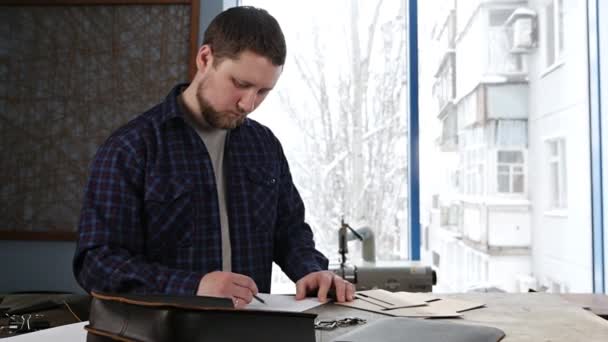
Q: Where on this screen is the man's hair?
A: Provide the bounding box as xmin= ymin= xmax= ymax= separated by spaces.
xmin=203 ymin=6 xmax=286 ymax=66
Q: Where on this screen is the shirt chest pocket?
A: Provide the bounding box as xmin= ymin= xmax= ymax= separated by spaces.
xmin=245 ymin=165 xmax=279 ymax=232
xmin=144 ymin=177 xmax=194 ymax=250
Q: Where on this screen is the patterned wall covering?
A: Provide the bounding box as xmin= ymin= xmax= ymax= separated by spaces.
xmin=0 ymin=5 xmax=191 ymax=235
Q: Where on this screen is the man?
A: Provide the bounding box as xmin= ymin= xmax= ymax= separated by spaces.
xmin=73 ymin=6 xmax=355 ymax=308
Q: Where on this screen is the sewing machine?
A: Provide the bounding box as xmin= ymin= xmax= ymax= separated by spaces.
xmin=329 ymin=219 xmax=436 ymax=292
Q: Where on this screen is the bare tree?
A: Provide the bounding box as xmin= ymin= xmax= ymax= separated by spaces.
xmin=279 ymin=0 xmax=408 ymax=261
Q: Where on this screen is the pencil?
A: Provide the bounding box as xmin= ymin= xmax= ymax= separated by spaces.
xmin=253 ymin=294 xmax=266 ymax=304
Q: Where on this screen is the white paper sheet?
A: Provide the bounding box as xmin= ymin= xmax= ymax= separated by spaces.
xmin=2 ymin=321 xmax=87 ymax=341
xmin=245 ymin=293 xmax=326 ymax=312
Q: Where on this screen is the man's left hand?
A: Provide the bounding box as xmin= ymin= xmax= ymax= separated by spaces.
xmin=295 ymin=271 xmax=355 ymax=303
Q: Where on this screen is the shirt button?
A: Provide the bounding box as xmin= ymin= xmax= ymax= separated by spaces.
xmin=269 ymin=178 xmax=276 ymax=184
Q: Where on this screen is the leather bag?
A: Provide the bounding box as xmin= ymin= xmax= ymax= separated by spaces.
xmin=85 ymin=292 xmax=317 ymax=342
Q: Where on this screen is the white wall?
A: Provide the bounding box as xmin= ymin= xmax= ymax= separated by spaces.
xmin=427 ymin=228 xmax=468 ymax=292
xmin=456 ymin=12 xmax=485 ymax=98
xmin=488 ymin=255 xmax=531 ymax=292
xmin=488 ymin=208 xmax=531 ymax=246
xmin=463 ymin=204 xmax=484 ymax=242
xmin=527 ymin=0 xmax=592 ymax=292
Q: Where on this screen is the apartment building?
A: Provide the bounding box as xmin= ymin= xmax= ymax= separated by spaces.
xmin=422 ymin=0 xmax=591 ymax=293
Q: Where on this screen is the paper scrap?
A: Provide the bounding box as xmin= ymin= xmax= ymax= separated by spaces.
xmin=245 ymin=293 xmax=325 ymax=312
xmin=336 ymin=291 xmax=485 ymax=319
xmin=423 ymin=297 xmax=485 ymax=313
xmin=356 ymin=289 xmax=427 ymax=309
xmin=335 ymin=298 xmax=394 ymax=314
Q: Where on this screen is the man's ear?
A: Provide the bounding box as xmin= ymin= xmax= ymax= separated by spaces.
xmin=196 ymin=45 xmax=214 ymax=73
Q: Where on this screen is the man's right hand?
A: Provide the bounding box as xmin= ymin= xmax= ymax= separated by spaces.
xmin=196 ymin=271 xmax=259 ymax=309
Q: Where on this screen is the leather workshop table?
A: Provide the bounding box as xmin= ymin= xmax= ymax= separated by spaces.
xmin=309 ymin=293 xmax=608 ymax=342
xmin=2 ymin=293 xmax=608 ymax=341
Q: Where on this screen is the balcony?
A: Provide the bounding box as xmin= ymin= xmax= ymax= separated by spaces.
xmin=434 ymin=10 xmax=456 ymax=69
xmin=439 ymin=106 xmax=458 ymax=151
xmin=455 ymin=7 xmax=529 ymax=96
xmin=433 ymin=53 xmax=456 ymax=115
xmin=457 ymin=82 xmax=528 ymax=129
xmin=457 ymin=0 xmax=530 ymax=39
xmin=460 ymin=198 xmax=531 ymax=252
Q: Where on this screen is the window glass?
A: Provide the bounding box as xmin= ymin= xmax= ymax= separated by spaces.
xmin=420 ymin=0 xmax=591 ymax=293
xmin=548 ymin=139 xmax=567 ymax=209
xmin=546 ymin=1 xmax=556 ymax=66
xmin=545 ymin=0 xmax=564 ymax=67
xmin=241 ymin=0 xmax=408 ymax=293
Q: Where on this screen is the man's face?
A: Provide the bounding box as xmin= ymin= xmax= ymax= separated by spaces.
xmin=197 ymin=50 xmax=282 ymax=129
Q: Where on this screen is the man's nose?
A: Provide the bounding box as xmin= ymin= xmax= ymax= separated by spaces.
xmin=237 ymin=91 xmax=257 ymax=114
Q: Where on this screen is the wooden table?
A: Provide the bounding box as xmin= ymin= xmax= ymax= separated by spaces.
xmin=2 ymin=293 xmax=608 ymax=341
xmin=309 ymin=293 xmax=608 ymax=342
xmin=561 ymin=293 xmax=608 ymax=318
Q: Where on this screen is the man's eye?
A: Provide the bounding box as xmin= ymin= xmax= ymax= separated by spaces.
xmin=233 ymin=80 xmax=248 ymax=88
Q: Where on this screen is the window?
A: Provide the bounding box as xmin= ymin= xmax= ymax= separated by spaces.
xmin=496 ymin=150 xmax=525 ymax=194
xmin=420 ymin=0 xmax=591 ymax=293
xmin=464 ymin=148 xmax=485 ymax=195
xmin=241 ymin=0 xmax=408 ymax=292
xmin=235 ymin=0 xmax=594 ymax=295
xmin=545 ymin=0 xmax=564 ymax=67
xmin=547 ymin=138 xmax=567 ymax=209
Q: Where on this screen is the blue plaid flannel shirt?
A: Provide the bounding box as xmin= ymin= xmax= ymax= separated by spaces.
xmin=73 ymin=84 xmax=328 ymax=295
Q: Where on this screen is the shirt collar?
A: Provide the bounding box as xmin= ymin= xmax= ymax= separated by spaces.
xmin=158 ymin=83 xmax=190 ymax=124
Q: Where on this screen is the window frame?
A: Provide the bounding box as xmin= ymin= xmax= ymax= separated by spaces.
xmin=545 ymin=137 xmax=568 ymax=211
xmin=496 ymin=149 xmax=526 ymax=195
xmin=544 ymin=0 xmax=565 ymax=69
xmin=588 ymin=0 xmax=607 ymax=293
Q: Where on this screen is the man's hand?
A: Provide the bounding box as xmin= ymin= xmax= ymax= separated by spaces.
xmin=197 ymin=271 xmax=259 ymax=309
xmin=295 ymin=271 xmax=355 ymax=303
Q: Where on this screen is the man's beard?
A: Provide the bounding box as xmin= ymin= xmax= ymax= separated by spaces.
xmin=196 ymin=84 xmax=246 ymax=130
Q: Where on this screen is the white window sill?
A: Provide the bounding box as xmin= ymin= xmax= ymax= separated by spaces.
xmin=540 ymin=60 xmax=565 ymax=78
xmin=543 ymin=209 xmax=568 ymax=217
